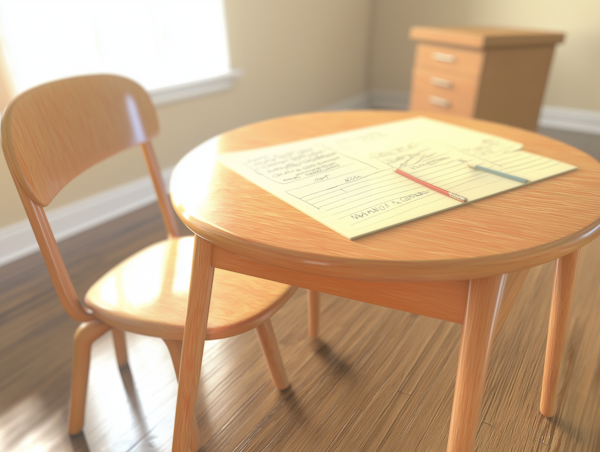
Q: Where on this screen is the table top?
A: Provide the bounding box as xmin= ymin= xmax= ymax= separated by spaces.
xmin=170 ymin=110 xmax=600 ymax=282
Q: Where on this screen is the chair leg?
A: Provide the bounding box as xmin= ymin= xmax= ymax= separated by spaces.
xmin=112 ymin=329 xmax=128 ymax=368
xmin=447 ymin=274 xmax=507 ymax=452
xmin=164 ymin=339 xmax=183 ymax=380
xmin=256 ymin=318 xmax=290 ymax=390
xmin=540 ymin=250 xmax=579 ymax=417
xmin=68 ymin=319 xmax=111 ymax=435
xmin=173 ymin=236 xmax=214 ymax=452
xmin=308 ymin=290 xmax=320 ymax=338
xmin=163 ymin=339 xmax=201 ymax=452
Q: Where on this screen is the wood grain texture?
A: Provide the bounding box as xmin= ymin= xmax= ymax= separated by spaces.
xmin=12 ymin=177 xmax=93 ymax=322
xmin=1 ymin=201 xmax=600 ymax=451
xmin=493 ymin=268 xmax=530 ymax=342
xmin=308 ymin=290 xmax=320 ymax=337
xmin=173 ymin=236 xmax=214 ymax=452
xmin=212 ymin=246 xmax=468 ymax=324
xmin=164 ymin=339 xmax=184 ymax=381
xmin=68 ymin=320 xmax=110 ymax=435
xmin=85 ymin=236 xmax=297 ymax=340
xmin=447 ymin=274 xmax=507 ymax=452
xmin=1 ymin=75 xmax=159 ymax=206
xmin=540 ymin=250 xmax=579 ymax=417
xmin=255 ymin=319 xmax=290 ymax=390
xmin=142 ymin=141 xmax=181 ymax=239
xmin=170 ymin=110 xmax=600 ymax=283
xmin=163 ymin=339 xmax=202 ymax=452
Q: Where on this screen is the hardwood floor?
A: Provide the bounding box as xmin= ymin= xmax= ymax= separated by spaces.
xmin=1 ymin=202 xmax=599 ymax=451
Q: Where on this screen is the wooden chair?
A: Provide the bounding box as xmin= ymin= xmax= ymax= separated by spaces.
xmin=1 ymin=74 xmax=297 ymax=449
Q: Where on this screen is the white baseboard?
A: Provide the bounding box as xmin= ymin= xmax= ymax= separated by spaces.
xmin=324 ymin=90 xmax=410 ymax=111
xmin=0 ymin=168 xmax=172 ymax=268
xmin=369 ymin=90 xmax=410 ymax=110
xmin=538 ymin=105 xmax=600 ymax=135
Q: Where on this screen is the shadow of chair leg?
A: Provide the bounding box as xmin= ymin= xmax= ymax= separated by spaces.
xmin=118 ymin=366 xmax=151 ymax=432
xmin=69 ymin=431 xmax=91 ymax=452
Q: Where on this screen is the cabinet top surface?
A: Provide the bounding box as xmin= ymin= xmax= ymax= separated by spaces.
xmin=410 ymin=26 xmax=564 ymax=49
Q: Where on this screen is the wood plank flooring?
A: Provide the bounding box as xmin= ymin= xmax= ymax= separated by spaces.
xmin=1 ymin=202 xmax=599 ymax=451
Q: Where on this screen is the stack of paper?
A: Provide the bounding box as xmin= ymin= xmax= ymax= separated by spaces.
xmin=218 ymin=117 xmax=576 ymax=239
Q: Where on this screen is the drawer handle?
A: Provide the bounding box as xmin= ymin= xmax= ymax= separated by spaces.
xmin=428 ymin=95 xmax=452 ymax=108
xmin=432 ymin=52 xmax=456 ymax=63
xmin=430 ymin=76 xmax=454 ymax=89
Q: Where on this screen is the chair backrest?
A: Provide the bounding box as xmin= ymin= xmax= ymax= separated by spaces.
xmin=2 ymin=74 xmax=180 ymax=322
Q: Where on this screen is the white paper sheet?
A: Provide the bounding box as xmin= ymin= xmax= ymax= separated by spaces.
xmin=218 ymin=117 xmax=576 ymax=239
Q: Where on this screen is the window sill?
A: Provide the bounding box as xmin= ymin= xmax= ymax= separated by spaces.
xmin=149 ymin=69 xmax=241 ymax=106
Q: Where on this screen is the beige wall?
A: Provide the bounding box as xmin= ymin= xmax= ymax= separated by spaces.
xmin=0 ymin=0 xmax=372 ymax=228
xmin=369 ymin=0 xmax=600 ymax=111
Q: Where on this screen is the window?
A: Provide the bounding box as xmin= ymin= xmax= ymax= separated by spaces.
xmin=0 ymin=0 xmax=235 ymax=104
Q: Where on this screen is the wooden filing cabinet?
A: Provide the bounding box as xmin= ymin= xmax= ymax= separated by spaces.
xmin=409 ymin=27 xmax=564 ymax=130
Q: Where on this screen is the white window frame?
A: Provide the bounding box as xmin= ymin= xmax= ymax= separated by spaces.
xmin=0 ymin=0 xmax=239 ymax=105
xmin=149 ymin=69 xmax=241 ymax=106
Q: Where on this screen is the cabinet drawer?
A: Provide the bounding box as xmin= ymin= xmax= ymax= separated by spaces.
xmin=409 ymin=92 xmax=472 ymax=116
xmin=414 ymin=43 xmax=484 ymax=77
xmin=410 ymin=68 xmax=479 ymax=116
xmin=409 ymin=70 xmax=479 ymax=116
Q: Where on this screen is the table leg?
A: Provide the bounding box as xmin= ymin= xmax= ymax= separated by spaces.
xmin=540 ymin=250 xmax=579 ymax=417
xmin=492 ymin=268 xmax=530 ymax=343
xmin=447 ymin=274 xmax=508 ymax=452
xmin=172 ymin=236 xmax=214 ymax=452
xmin=256 ymin=319 xmax=290 ymax=390
xmin=308 ymin=290 xmax=320 ymax=338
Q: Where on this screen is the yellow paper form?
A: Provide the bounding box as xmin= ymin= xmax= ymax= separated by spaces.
xmin=218 ymin=117 xmax=577 ymax=239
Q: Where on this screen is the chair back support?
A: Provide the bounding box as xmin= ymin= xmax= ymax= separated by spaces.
xmin=2 ymin=75 xmax=159 ymax=206
xmin=2 ymin=75 xmax=179 ymax=322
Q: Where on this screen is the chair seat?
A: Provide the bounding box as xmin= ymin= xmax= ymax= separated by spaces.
xmin=85 ymin=236 xmax=296 ymax=340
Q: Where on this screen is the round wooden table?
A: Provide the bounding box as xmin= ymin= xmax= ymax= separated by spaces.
xmin=169 ymin=110 xmax=600 ymax=452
